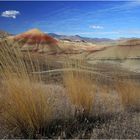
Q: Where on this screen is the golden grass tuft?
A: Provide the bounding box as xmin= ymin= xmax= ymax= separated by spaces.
xmin=0 ymin=42 xmax=52 ymax=138
xmin=63 ymin=59 xmax=96 ymax=117
xmin=116 ymin=80 xmax=140 ymax=111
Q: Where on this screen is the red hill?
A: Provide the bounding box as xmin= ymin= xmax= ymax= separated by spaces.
xmin=13 ymin=28 xmax=61 ymax=53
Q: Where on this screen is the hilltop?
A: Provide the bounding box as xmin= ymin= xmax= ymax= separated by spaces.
xmin=6 ymin=28 xmax=62 ymax=53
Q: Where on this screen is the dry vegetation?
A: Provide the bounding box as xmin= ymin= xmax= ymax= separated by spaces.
xmin=63 ymin=59 xmax=97 ymax=118
xmin=0 ymin=41 xmax=140 ymax=138
xmin=116 ymin=80 xmax=140 ymax=111
xmin=0 ymin=44 xmax=53 ymax=138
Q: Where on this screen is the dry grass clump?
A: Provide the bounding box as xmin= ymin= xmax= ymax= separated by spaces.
xmin=116 ymin=80 xmax=140 ymax=111
xmin=2 ymin=78 xmax=52 ymax=138
xmin=0 ymin=42 xmax=53 ymax=138
xmin=63 ymin=59 xmax=96 ymax=117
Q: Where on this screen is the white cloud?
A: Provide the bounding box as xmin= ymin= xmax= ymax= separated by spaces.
xmin=76 ymin=31 xmax=119 ymax=35
xmin=1 ymin=10 xmax=20 ymax=19
xmin=76 ymin=30 xmax=140 ymax=36
xmin=90 ymin=25 xmax=104 ymax=29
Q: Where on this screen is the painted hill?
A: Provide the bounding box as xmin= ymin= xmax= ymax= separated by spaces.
xmin=10 ymin=29 xmax=61 ymax=53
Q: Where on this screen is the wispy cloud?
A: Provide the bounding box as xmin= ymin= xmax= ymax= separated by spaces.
xmin=90 ymin=25 xmax=104 ymax=29
xmin=128 ymin=0 xmax=140 ymax=7
xmin=76 ymin=30 xmax=140 ymax=36
xmin=1 ymin=10 xmax=20 ymax=19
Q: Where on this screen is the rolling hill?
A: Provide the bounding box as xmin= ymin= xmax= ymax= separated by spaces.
xmin=1 ymin=29 xmax=109 ymax=54
xmin=87 ymin=39 xmax=140 ymax=72
xmin=48 ymin=33 xmax=114 ymax=43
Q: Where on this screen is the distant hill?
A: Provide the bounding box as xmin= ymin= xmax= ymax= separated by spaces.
xmin=48 ymin=33 xmax=114 ymax=43
xmin=118 ymin=38 xmax=140 ymax=46
xmin=6 ymin=28 xmax=62 ymax=53
xmin=1 ymin=29 xmax=140 ymax=56
xmin=87 ymin=39 xmax=140 ymax=72
xmin=87 ymin=38 xmax=140 ymax=58
xmin=0 ymin=30 xmax=12 ymax=39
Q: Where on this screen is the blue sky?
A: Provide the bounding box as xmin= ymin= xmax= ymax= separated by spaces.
xmin=0 ymin=1 xmax=140 ymax=39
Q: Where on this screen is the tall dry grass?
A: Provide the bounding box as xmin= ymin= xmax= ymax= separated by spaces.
xmin=0 ymin=41 xmax=52 ymax=138
xmin=116 ymin=80 xmax=140 ymax=111
xmin=63 ymin=59 xmax=97 ymax=117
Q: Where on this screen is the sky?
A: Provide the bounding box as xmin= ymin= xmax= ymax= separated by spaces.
xmin=0 ymin=1 xmax=140 ymax=39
